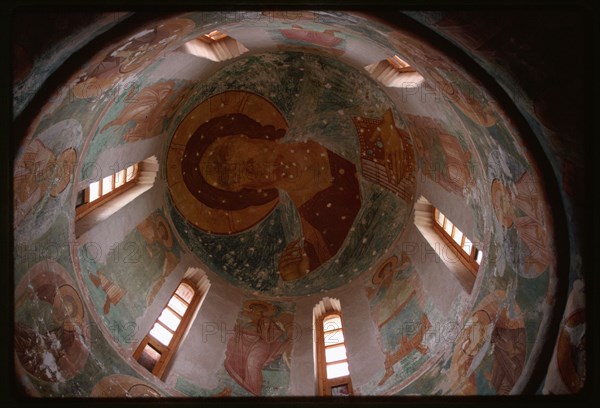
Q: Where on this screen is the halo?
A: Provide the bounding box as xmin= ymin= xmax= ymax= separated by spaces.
xmin=372 ymin=256 xmax=398 ymax=285
xmin=491 ymin=178 xmax=514 ymax=228
xmin=166 ymin=90 xmax=288 ymax=234
xmin=50 ymin=147 xmax=76 ymax=197
xmin=127 ymin=384 xmax=161 ymax=397
xmin=154 ymin=213 xmax=173 ymax=249
xmin=243 ymin=300 xmax=277 ymax=318
xmin=53 ymin=284 xmax=85 ymax=330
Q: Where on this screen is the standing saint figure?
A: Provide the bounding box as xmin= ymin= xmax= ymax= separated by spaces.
xmin=224 ymin=301 xmax=290 ymax=395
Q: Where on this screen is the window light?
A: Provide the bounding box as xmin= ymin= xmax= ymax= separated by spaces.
xmin=133 ymin=280 xmax=203 ymax=379
xmin=433 ymin=208 xmax=483 ymax=274
xmin=76 ymin=162 xmax=139 ymax=217
xmin=315 ymin=309 xmax=353 ymax=395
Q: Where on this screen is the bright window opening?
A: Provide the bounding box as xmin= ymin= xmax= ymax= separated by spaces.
xmin=181 ymin=31 xmax=249 ymax=62
xmin=365 ymin=55 xmax=424 ymax=88
xmin=434 ymin=208 xmax=483 ymax=275
xmin=134 ymin=281 xmax=202 ymax=379
xmin=315 ymin=306 xmax=353 ymax=396
xmin=76 ymin=162 xmax=139 ymax=219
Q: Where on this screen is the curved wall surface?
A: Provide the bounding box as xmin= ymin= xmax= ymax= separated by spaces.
xmin=11 ymin=9 xmax=586 ymax=398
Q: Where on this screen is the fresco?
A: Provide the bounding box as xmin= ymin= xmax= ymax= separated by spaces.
xmin=174 ymin=376 xmax=232 ymax=397
xmin=542 ymin=279 xmax=586 ymax=394
xmin=14 ymin=119 xmax=81 ymax=242
xmin=78 ymin=208 xmax=181 ymax=345
xmin=14 ymin=259 xmax=90 ymax=383
xmin=491 ymin=175 xmax=553 ymax=278
xmin=353 ymin=109 xmax=417 ymax=202
xmin=71 ymin=18 xmax=194 ymax=100
xmin=166 ymin=51 xmax=416 ymax=296
xmin=79 ymin=77 xmax=192 ymax=181
xmin=90 ymin=374 xmax=161 ymax=397
xmin=388 ymin=30 xmax=498 ymax=129
xmin=269 ymin=23 xmax=347 ymax=56
xmin=448 ymin=290 xmax=526 ymax=395
xmin=224 ymin=299 xmax=295 ymax=395
xmin=402 ymin=15 xmax=585 ymax=392
xmin=100 ymin=80 xmax=187 ymax=142
xmin=403 ymin=113 xmax=473 ymax=197
xmin=365 ymin=253 xmax=431 ymax=387
xmin=12 ymin=13 xmax=131 ymax=117
xmin=11 ymin=10 xmax=574 ymax=398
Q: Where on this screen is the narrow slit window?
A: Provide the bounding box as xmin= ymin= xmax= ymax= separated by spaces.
xmin=76 ymin=162 xmax=139 ymax=219
xmin=134 ymin=280 xmax=202 ymax=379
xmin=316 ymin=310 xmax=353 ymax=396
xmin=181 ymin=31 xmax=249 ymax=62
xmin=433 ymin=208 xmax=483 ymax=274
xmin=365 ymin=55 xmax=423 ymax=88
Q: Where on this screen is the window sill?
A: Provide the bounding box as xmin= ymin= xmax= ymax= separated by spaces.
xmin=75 ymin=183 xmax=153 ymax=238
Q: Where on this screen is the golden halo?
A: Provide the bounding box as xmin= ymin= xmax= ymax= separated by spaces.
xmin=166 ymin=90 xmax=288 ymax=234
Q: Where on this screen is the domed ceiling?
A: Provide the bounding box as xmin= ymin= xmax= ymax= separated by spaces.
xmin=165 ymin=51 xmax=416 ymax=296
xmin=12 ymin=9 xmax=585 ymax=398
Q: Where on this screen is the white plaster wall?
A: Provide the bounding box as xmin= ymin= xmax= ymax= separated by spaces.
xmin=164 ymin=268 xmax=244 ymax=390
xmin=336 ymin=281 xmax=387 ymax=392
xmin=288 ymin=297 xmax=319 ymax=395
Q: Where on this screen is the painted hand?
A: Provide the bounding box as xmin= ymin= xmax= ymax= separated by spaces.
xmin=278 ymin=239 xmax=310 ymax=281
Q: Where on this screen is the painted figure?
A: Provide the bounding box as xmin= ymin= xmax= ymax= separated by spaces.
xmin=14 ymin=260 xmax=89 ymax=382
xmin=366 ymin=253 xmax=430 ymax=385
xmin=199 ymin=127 xmax=361 ymax=281
xmin=14 ymin=139 xmax=76 ymax=227
xmin=224 ymin=301 xmax=291 ymax=395
xmin=168 ymin=91 xmax=362 ymax=282
xmin=491 ymin=174 xmax=553 ymax=278
xmin=136 ymin=212 xmax=179 ymax=304
xmin=72 ymin=18 xmax=194 ymax=99
xmin=388 ymin=30 xmax=497 ymax=128
xmin=449 ymin=291 xmax=526 ymax=395
xmin=406 ymin=114 xmax=473 ymax=196
xmin=280 ymin=25 xmax=343 ymax=48
xmin=101 ymin=81 xmax=184 ymax=142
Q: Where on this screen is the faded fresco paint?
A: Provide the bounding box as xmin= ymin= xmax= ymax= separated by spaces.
xmin=223 ymin=299 xmax=295 ymax=395
xmin=78 ymin=208 xmax=181 ymax=346
xmin=11 ymin=10 xmax=575 ymax=397
xmin=166 ymin=51 xmax=415 ymax=297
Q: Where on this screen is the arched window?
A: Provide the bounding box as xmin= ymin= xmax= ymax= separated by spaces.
xmin=133 ymin=279 xmax=201 ymax=379
xmin=315 ymin=302 xmax=353 ymax=396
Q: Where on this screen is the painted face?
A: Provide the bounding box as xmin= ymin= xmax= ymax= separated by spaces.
xmin=455 ymin=310 xmax=493 ymax=378
xmin=492 ymin=179 xmax=515 ymax=228
xmin=201 ymin=135 xmax=285 ymax=191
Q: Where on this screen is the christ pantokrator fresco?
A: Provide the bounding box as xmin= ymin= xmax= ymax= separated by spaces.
xmin=167 ymin=91 xmax=361 ymax=281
